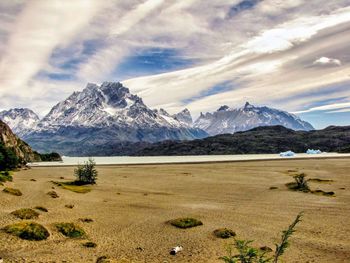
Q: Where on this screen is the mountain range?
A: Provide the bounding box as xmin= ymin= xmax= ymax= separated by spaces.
xmin=0 ymin=81 xmax=314 ymax=156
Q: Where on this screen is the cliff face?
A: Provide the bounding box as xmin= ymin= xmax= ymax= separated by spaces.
xmin=0 ymin=120 xmax=41 ymax=163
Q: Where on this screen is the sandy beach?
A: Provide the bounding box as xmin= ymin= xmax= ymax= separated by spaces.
xmin=1 ymin=158 xmax=349 ymax=262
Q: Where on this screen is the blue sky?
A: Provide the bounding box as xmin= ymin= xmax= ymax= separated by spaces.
xmin=0 ymin=0 xmax=349 ymax=129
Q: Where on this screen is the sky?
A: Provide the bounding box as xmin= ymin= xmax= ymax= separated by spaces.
xmin=0 ymin=0 xmax=349 ymax=129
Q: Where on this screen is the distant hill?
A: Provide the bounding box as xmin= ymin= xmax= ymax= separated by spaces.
xmin=133 ymin=125 xmax=350 ymax=156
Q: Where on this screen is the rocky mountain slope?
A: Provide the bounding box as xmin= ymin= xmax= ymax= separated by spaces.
xmin=194 ymin=102 xmax=314 ymax=135
xmin=134 ymin=125 xmax=350 ymax=156
xmin=23 ymin=82 xmax=207 ymax=154
xmin=0 ymin=120 xmax=41 ymax=163
xmin=0 ymin=108 xmax=40 ymax=136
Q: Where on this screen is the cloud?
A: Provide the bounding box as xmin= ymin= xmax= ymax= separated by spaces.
xmin=294 ymin=101 xmax=350 ymax=114
xmin=0 ymin=0 xmax=349 ymax=130
xmin=313 ymin=56 xmax=342 ymax=66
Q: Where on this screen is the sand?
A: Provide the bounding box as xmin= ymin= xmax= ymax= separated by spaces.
xmin=0 ymin=158 xmax=349 ymax=262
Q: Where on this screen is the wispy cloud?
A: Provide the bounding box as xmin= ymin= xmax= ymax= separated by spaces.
xmin=0 ymin=0 xmax=349 ymax=128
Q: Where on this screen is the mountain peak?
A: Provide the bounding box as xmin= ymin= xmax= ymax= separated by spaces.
xmin=0 ymin=108 xmax=40 ymax=136
xmin=243 ymin=101 xmax=253 ymax=109
xmin=217 ymin=105 xmax=230 ymax=111
xmin=172 ymin=108 xmax=193 ymax=125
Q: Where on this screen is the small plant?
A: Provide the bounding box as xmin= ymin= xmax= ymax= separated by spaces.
xmin=3 ymin=222 xmax=50 ymax=241
xmin=55 ymin=222 xmax=85 ymax=238
xmin=35 ymin=206 xmax=48 ymax=212
xmin=169 ymin=217 xmax=203 ymax=229
xmin=3 ymin=187 xmax=22 ymax=196
xmin=47 ymin=190 xmax=59 ymax=198
xmin=79 ymin=218 xmax=94 ymax=223
xmin=286 ymin=174 xmax=310 ymax=192
xmin=83 ymin=241 xmax=97 ymax=248
xmin=65 ymin=204 xmax=74 ymax=209
xmin=214 ymin=228 xmax=236 ymax=239
xmin=74 ymin=158 xmax=98 ymax=185
xmin=220 ymin=212 xmax=303 ymax=263
xmin=11 ymin=208 xmax=39 ymax=219
xmin=0 ymin=171 xmax=13 ymax=182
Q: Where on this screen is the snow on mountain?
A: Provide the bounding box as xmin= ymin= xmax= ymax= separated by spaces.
xmin=172 ymin=108 xmax=193 ymax=125
xmin=23 ymin=82 xmax=207 ymax=155
xmin=0 ymin=108 xmax=40 ymax=136
xmin=194 ymin=102 xmax=314 ymax=136
xmin=37 ymin=82 xmax=188 ymax=131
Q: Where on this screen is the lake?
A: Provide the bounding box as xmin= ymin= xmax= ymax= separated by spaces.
xmin=28 ymin=152 xmax=350 ymax=166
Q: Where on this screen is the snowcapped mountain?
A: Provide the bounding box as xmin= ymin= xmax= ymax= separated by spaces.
xmin=172 ymin=108 xmax=193 ymax=125
xmin=24 ymin=82 xmax=207 ymax=155
xmin=194 ymin=102 xmax=314 ymax=136
xmin=0 ymin=108 xmax=39 ymax=136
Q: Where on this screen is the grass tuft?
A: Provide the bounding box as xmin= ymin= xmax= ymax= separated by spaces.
xmin=47 ymin=191 xmax=59 ymax=198
xmin=3 ymin=222 xmax=49 ymax=241
xmin=55 ymin=222 xmax=86 ymax=238
xmin=11 ymin=208 xmax=39 ymax=219
xmin=0 ymin=171 xmax=13 ymax=182
xmin=65 ymin=204 xmax=74 ymax=209
xmin=79 ymin=218 xmax=94 ymax=223
xmin=83 ymin=241 xmax=97 ymax=248
xmin=52 ymin=181 xmax=91 ymax=193
xmin=3 ymin=187 xmax=22 ymax=196
xmin=214 ymin=228 xmax=236 ymax=239
xmin=169 ymin=217 xmax=203 ymax=229
xmin=34 ymin=206 xmax=48 ymax=212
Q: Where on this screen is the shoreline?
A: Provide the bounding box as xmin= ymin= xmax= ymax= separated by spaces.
xmin=28 ymin=153 xmax=350 ymax=167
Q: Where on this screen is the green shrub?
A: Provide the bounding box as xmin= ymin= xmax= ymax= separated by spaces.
xmin=169 ymin=217 xmax=203 ymax=229
xmin=55 ymin=222 xmax=85 ymax=238
xmin=11 ymin=208 xmax=39 ymax=219
xmin=3 ymin=187 xmax=22 ymax=196
xmin=214 ymin=228 xmax=236 ymax=239
xmin=74 ymin=158 xmax=98 ymax=185
xmin=34 ymin=206 xmax=48 ymax=212
xmin=286 ymin=174 xmax=310 ymax=192
xmin=219 ymin=212 xmax=303 ymax=263
xmin=3 ymin=222 xmax=50 ymax=241
xmin=0 ymin=171 xmax=13 ymax=182
xmin=0 ymin=143 xmax=19 ymax=170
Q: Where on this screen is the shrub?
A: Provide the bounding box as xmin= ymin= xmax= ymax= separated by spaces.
xmin=47 ymin=190 xmax=59 ymax=198
xmin=0 ymin=171 xmax=13 ymax=182
xmin=3 ymin=187 xmax=22 ymax=196
xmin=214 ymin=228 xmax=236 ymax=239
xmin=65 ymin=204 xmax=74 ymax=209
xmin=74 ymin=158 xmax=98 ymax=185
xmin=286 ymin=174 xmax=310 ymax=192
xmin=0 ymin=143 xmax=19 ymax=170
xmin=55 ymin=222 xmax=85 ymax=238
xmin=169 ymin=217 xmax=203 ymax=229
xmin=35 ymin=206 xmax=48 ymax=212
xmin=11 ymin=208 xmax=39 ymax=219
xmin=219 ymin=212 xmax=303 ymax=263
xmin=3 ymin=222 xmax=50 ymax=241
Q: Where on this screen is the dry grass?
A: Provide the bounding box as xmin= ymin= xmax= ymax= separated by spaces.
xmin=169 ymin=217 xmax=203 ymax=229
xmin=3 ymin=187 xmax=22 ymax=196
xmin=53 ymin=181 xmax=91 ymax=193
xmin=213 ymin=228 xmax=236 ymax=239
xmin=11 ymin=208 xmax=39 ymax=219
xmin=55 ymin=223 xmax=86 ymax=238
xmin=3 ymin=222 xmax=49 ymax=241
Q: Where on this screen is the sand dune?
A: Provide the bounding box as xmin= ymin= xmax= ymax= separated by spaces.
xmin=0 ymin=158 xmax=349 ymax=262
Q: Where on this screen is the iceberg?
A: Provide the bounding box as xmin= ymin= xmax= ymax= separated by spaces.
xmin=280 ymin=151 xmax=295 ymax=157
xmin=306 ymin=149 xmax=322 ymax=154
